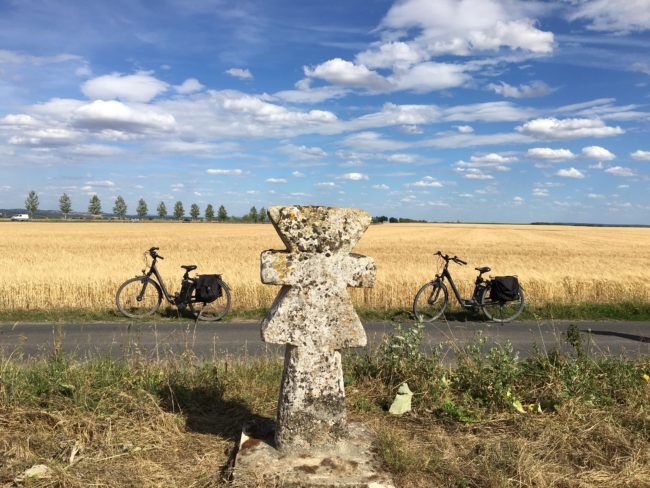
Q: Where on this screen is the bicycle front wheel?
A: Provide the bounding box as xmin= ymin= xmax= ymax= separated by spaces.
xmin=480 ymin=286 xmax=525 ymax=323
xmin=116 ymin=276 xmax=162 ymax=318
xmin=189 ymin=280 xmax=231 ymax=321
xmin=413 ymin=281 xmax=448 ymax=323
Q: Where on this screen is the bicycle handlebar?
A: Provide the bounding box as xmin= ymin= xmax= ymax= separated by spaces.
xmin=148 ymin=247 xmax=164 ymax=259
xmin=434 ymin=251 xmax=466 ymax=265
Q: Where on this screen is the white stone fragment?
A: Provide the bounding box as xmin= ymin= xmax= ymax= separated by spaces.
xmin=15 ymin=464 xmax=53 ymax=483
xmin=389 ymin=382 xmax=413 ymax=415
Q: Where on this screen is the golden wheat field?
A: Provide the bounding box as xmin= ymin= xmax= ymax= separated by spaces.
xmin=0 ymin=221 xmax=649 ymax=313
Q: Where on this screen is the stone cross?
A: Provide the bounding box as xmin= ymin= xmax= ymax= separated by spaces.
xmin=260 ymin=205 xmax=376 ymax=450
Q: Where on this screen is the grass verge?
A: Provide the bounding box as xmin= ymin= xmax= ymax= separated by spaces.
xmin=2 ymin=300 xmax=650 ymax=323
xmin=1 ymin=324 xmax=648 ymax=486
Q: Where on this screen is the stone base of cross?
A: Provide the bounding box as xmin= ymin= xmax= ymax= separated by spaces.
xmin=260 ymin=205 xmax=376 ymax=450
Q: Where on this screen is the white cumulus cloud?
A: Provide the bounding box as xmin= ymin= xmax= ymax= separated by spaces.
xmin=389 ymin=62 xmax=470 ymax=93
xmin=470 ymin=153 xmax=517 ymax=164
xmin=226 ymin=68 xmax=253 ymax=80
xmin=379 ymin=0 xmax=554 ymax=56
xmin=304 ymin=58 xmax=391 ymax=91
xmin=356 ymin=41 xmax=424 ymax=69
xmin=605 ymin=166 xmax=635 ymax=177
xmin=527 ymin=147 xmax=575 ymax=161
xmin=266 ymin=178 xmax=287 ymax=184
xmin=582 ymin=146 xmax=615 ymax=160
xmin=411 ymin=176 xmax=443 ymax=187
xmin=456 ymin=168 xmax=494 ymax=180
xmin=556 ymin=167 xmax=585 ymax=179
xmin=72 ymin=100 xmax=176 ymax=133
xmin=82 ymin=72 xmax=169 ymax=102
xmin=631 ymin=150 xmax=650 ymax=160
xmin=517 ymin=118 xmax=624 ymax=140
xmin=337 ymin=172 xmax=369 ymax=181
xmin=175 ymin=78 xmax=204 ymax=94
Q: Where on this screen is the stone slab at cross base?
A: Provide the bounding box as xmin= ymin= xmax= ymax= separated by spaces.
xmin=233 ymin=420 xmax=394 ymax=488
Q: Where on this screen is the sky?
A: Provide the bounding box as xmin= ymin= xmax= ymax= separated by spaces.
xmin=1 ymin=0 xmax=649 ymax=224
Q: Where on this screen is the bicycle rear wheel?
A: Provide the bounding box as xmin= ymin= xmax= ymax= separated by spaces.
xmin=413 ymin=281 xmax=448 ymax=322
xmin=189 ymin=280 xmax=231 ymax=321
xmin=480 ymin=286 xmax=525 ymax=323
xmin=116 ymin=276 xmax=162 ymax=318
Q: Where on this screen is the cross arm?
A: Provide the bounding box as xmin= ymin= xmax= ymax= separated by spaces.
xmin=345 ymin=253 xmax=376 ymax=288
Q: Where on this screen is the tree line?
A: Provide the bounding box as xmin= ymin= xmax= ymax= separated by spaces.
xmin=371 ymin=215 xmax=428 ymax=224
xmin=22 ymin=190 xmax=267 ymax=222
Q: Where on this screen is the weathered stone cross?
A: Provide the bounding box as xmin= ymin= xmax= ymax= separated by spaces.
xmin=260 ymin=205 xmax=376 ymax=450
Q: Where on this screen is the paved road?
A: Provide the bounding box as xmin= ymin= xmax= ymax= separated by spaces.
xmin=1 ymin=320 xmax=648 ymax=360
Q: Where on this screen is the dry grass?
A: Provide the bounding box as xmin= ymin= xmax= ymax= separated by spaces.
xmin=0 ymin=355 xmax=281 ymax=487
xmin=0 ymin=221 xmax=649 ymax=313
xmin=368 ymin=406 xmax=650 ymax=488
xmin=1 ymin=349 xmax=648 ymax=488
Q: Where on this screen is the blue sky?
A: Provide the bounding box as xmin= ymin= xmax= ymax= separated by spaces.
xmin=1 ymin=0 xmax=649 ymax=223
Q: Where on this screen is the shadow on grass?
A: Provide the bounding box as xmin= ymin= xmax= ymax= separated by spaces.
xmin=157 ymin=380 xmax=274 ymax=480
xmin=158 ymin=381 xmax=271 ymax=440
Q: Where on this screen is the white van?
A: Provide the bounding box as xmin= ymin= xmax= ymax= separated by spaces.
xmin=11 ymin=214 xmax=29 ymax=221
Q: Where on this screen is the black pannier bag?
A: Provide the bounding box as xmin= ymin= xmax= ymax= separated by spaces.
xmin=195 ymin=274 xmax=223 ymax=303
xmin=490 ymin=276 xmax=520 ymax=302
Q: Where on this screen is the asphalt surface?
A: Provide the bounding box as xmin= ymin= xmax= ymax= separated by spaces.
xmin=1 ymin=320 xmax=648 ymax=360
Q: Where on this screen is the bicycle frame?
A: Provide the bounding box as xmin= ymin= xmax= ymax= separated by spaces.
xmin=139 ymin=258 xmax=175 ymax=304
xmin=433 ymin=260 xmax=486 ymax=309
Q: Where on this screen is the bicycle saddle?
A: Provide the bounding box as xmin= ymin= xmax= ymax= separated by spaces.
xmin=475 ymin=266 xmax=491 ymax=273
xmin=181 ymin=265 xmax=197 ymax=271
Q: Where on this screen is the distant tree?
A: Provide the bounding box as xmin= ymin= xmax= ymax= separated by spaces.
xmin=88 ymin=195 xmax=102 ymax=216
xmin=217 ymin=205 xmax=228 ymax=222
xmin=157 ymin=201 xmax=168 ymax=219
xmin=249 ymin=206 xmax=258 ymax=223
xmin=113 ymin=196 xmax=127 ymax=219
xmin=59 ymin=193 xmax=72 ymax=220
xmin=25 ymin=190 xmax=39 ymax=217
xmin=205 ymin=204 xmax=215 ymax=222
xmin=190 ymin=203 xmax=200 ymax=220
xmin=258 ymin=207 xmax=267 ymax=223
xmin=389 ymin=217 xmax=398 ymax=223
xmin=173 ymin=201 xmax=184 ymax=220
xmin=136 ymin=198 xmax=148 ymax=218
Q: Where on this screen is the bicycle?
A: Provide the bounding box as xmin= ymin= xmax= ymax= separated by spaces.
xmin=412 ymin=251 xmax=525 ymax=323
xmin=116 ymin=247 xmax=231 ymax=321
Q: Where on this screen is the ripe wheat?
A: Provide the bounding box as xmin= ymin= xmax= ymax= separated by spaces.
xmin=0 ymin=222 xmax=648 ymax=312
